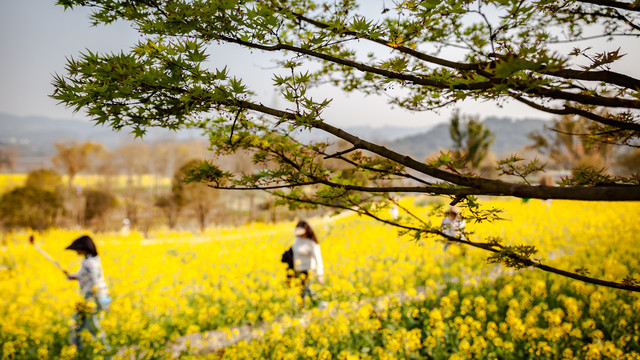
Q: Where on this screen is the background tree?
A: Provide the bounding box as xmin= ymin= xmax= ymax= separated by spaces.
xmin=528 ymin=114 xmax=614 ymax=171
xmin=83 ymin=188 xmax=117 ymax=231
xmin=114 ymin=141 xmax=151 ymax=227
xmin=24 ymin=168 xmax=64 ymax=193
xmin=53 ymin=0 xmax=640 ymax=291
xmin=0 ymin=169 xmax=64 ymax=231
xmin=149 ymin=139 xmax=208 ymax=197
xmin=0 ymin=146 xmax=17 ymax=172
xmin=53 ymin=141 xmax=107 ymax=188
xmin=616 ymin=148 xmax=640 ymax=176
xmin=53 ymin=141 xmax=109 ymax=225
xmin=448 ymin=110 xmax=495 ymax=170
xmin=173 ymin=159 xmax=220 ymax=232
xmin=87 ymin=146 xmax=118 ymax=192
xmin=154 ymin=194 xmax=181 ymax=229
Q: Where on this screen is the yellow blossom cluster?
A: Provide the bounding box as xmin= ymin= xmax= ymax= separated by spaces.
xmin=0 ymin=174 xmax=170 ymax=194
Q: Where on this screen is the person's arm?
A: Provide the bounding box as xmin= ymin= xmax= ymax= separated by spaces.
xmin=67 ymin=267 xmax=81 ymax=280
xmin=458 ymin=219 xmax=467 ymax=240
xmin=312 ymin=243 xmax=325 ymax=283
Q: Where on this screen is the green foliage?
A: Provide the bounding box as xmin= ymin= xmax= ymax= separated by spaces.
xmin=558 ymin=167 xmax=639 ymax=186
xmin=486 ymin=244 xmax=539 ymax=269
xmin=183 ymin=160 xmax=232 ymax=187
xmin=496 ymin=155 xmax=546 ymax=184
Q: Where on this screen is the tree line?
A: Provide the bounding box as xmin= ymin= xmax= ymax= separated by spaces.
xmin=0 ymin=139 xmax=316 ymax=233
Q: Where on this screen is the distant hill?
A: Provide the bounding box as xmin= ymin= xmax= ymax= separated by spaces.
xmin=0 ymin=113 xmax=548 ymax=170
xmin=387 ymin=117 xmax=549 ymax=161
xmin=0 ymin=113 xmax=434 ymax=157
xmin=0 ymin=113 xmax=204 ymax=157
xmin=291 ymin=124 xmax=435 ymax=144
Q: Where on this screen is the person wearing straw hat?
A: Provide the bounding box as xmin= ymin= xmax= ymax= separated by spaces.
xmin=291 ymin=220 xmax=324 ymax=307
xmin=440 ymin=206 xmax=466 ymax=252
xmin=65 ymin=235 xmax=111 ymax=350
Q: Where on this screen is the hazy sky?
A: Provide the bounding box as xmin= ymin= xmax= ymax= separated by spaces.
xmin=1 ymin=1 xmax=637 ymax=129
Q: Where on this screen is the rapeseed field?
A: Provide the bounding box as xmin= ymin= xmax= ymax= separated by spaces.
xmin=1 ymin=198 xmax=638 ymax=359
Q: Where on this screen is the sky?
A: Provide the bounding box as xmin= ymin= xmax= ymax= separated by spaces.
xmin=1 ymin=1 xmax=637 ymax=129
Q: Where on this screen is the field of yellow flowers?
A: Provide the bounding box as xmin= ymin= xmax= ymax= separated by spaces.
xmin=0 ymin=174 xmax=170 ymax=194
xmin=1 ymin=198 xmax=639 ymax=359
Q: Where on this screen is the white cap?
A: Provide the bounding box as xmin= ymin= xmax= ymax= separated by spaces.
xmin=294 ymin=227 xmax=306 ymax=236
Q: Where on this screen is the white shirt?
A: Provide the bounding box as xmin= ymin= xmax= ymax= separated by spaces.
xmin=291 ymin=237 xmax=324 ymax=277
xmin=441 ymin=216 xmax=466 ymax=239
xmin=71 ymin=255 xmax=109 ymax=300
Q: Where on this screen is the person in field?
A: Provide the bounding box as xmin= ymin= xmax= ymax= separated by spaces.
xmin=539 ymin=174 xmax=554 ymax=207
xmin=291 ymin=220 xmax=324 ymax=307
xmin=440 ymin=206 xmax=466 ymax=252
xmin=65 ymin=235 xmax=111 ymax=350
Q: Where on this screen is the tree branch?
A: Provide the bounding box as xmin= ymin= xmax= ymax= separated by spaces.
xmin=540 ymin=68 xmax=640 ymax=91
xmin=216 ymin=35 xmax=493 ymax=91
xmin=216 ymin=35 xmax=640 ymax=110
xmin=513 ymin=95 xmax=640 ymax=132
xmin=215 ymin=99 xmax=640 ymax=200
xmin=271 ymin=191 xmax=640 ymax=292
xmin=206 ymin=181 xmax=321 ymax=191
xmin=574 ymin=0 xmax=640 ymax=12
xmin=292 ymin=12 xmax=640 ymax=93
xmin=324 ymin=144 xmax=361 ymax=159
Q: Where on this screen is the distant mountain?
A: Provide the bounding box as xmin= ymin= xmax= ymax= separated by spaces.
xmin=0 ymin=113 xmax=434 ymax=157
xmin=0 ymin=113 xmax=203 ymax=157
xmin=291 ymin=124 xmax=435 ymax=144
xmin=0 ymin=113 xmax=547 ymax=167
xmin=343 ymin=125 xmax=436 ymax=143
xmin=388 ymin=117 xmax=549 ymax=161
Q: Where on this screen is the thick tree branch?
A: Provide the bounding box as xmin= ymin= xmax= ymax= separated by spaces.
xmin=292 ymin=12 xmax=640 ymax=92
xmin=216 ymin=36 xmax=640 ymax=110
xmin=541 ymin=68 xmax=640 ymax=90
xmin=216 ymin=35 xmax=493 ymax=91
xmin=291 ymin=12 xmax=480 ymax=71
xmin=513 ymin=95 xmax=640 ymax=132
xmin=206 ymin=181 xmax=321 ymax=191
xmin=574 ymin=0 xmax=640 ymax=12
xmin=214 ymin=98 xmax=640 ymax=200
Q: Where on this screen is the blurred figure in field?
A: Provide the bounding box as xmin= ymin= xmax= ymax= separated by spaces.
xmin=389 ymin=196 xmax=400 ymax=219
xmin=539 ymin=174 xmax=554 ymax=207
xmin=291 ymin=220 xmax=324 ymax=307
xmin=65 ymin=235 xmax=111 ymax=350
xmin=440 ymin=206 xmax=466 ymax=253
xmin=389 ymin=204 xmax=399 ymax=219
xmin=440 ymin=206 xmax=468 ymax=281
xmin=120 ymin=218 xmax=131 ymax=236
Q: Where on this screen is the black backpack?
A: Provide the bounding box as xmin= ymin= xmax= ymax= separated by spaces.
xmin=280 ymin=247 xmax=294 ymax=270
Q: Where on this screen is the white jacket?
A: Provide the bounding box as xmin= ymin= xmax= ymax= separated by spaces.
xmin=291 ymin=237 xmax=324 ymax=277
xmin=70 ymin=255 xmax=109 ymax=300
xmin=441 ymin=217 xmax=466 ymax=239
